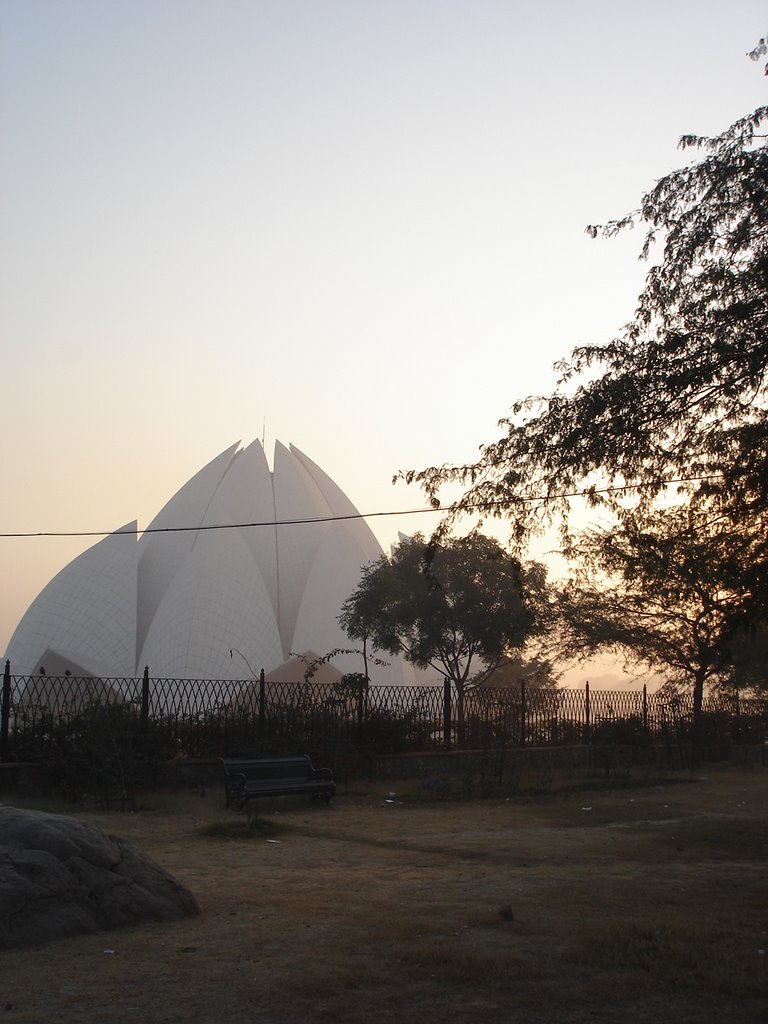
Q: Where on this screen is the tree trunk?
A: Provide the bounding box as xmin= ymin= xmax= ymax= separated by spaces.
xmin=362 ymin=636 xmax=370 ymax=683
xmin=691 ymin=671 xmax=705 ymax=764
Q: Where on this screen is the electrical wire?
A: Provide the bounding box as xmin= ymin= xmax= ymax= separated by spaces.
xmin=0 ymin=472 xmax=730 ymax=539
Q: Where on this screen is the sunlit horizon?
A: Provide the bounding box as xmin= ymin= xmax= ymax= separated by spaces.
xmin=1 ymin=1 xmax=764 ymax=685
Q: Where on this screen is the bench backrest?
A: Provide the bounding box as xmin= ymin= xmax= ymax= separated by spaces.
xmin=222 ymin=756 xmax=314 ymax=780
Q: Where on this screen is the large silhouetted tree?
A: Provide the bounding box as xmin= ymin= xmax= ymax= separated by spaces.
xmin=404 ymin=95 xmax=768 ymax=626
xmin=401 ymin=54 xmax=768 ymax=730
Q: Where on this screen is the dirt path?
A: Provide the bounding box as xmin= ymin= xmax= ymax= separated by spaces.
xmin=1 ymin=768 xmax=766 ymax=1023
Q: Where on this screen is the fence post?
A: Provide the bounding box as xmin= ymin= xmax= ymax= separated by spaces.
xmin=519 ymin=678 xmax=526 ymax=747
xmin=733 ymin=687 xmax=741 ymax=741
xmin=642 ymin=683 xmax=648 ymax=734
xmin=1 ymin=660 xmax=10 ymax=763
xmin=584 ymin=681 xmax=591 ymax=743
xmin=443 ymin=676 xmax=452 ymax=751
xmin=258 ymin=668 xmax=266 ymax=736
xmin=141 ymin=666 xmax=150 ymax=729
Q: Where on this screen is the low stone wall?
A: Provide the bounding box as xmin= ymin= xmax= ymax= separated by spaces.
xmin=368 ymin=745 xmax=637 ymax=778
xmin=368 ymin=740 xmax=764 ymax=783
xmin=0 ymin=762 xmax=47 ymax=795
xmin=153 ymin=757 xmax=220 ymax=791
xmin=0 ymin=739 xmax=762 ymax=800
xmin=367 ymin=750 xmax=484 ymax=779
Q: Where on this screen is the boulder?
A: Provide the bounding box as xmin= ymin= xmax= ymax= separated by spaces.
xmin=0 ymin=806 xmax=200 ymax=948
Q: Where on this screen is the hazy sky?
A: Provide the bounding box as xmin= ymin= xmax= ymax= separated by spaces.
xmin=1 ymin=1 xmax=765 ymax=667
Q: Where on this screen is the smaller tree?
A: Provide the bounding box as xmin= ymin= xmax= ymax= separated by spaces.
xmin=339 ymin=533 xmax=548 ymax=739
xmin=554 ymin=505 xmax=763 ymax=750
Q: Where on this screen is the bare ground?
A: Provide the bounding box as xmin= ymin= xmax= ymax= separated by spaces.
xmin=1 ymin=766 xmax=766 ymax=1024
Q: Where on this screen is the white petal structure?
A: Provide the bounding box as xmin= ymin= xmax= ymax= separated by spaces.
xmin=5 ymin=441 xmax=411 ymax=684
xmin=5 ymin=523 xmax=138 ymax=679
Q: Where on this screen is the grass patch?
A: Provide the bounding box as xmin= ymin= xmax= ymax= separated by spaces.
xmin=649 ymin=815 xmax=768 ymax=858
xmin=576 ymin=919 xmax=767 ymax=997
xmin=513 ymin=779 xmax=705 ymax=829
xmin=198 ymin=816 xmax=289 ymax=840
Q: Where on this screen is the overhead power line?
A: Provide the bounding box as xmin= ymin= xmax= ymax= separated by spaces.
xmin=0 ymin=472 xmax=728 ymax=540
xmin=0 ymin=506 xmax=438 ymax=539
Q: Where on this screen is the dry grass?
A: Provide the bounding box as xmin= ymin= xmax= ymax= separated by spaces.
xmin=1 ymin=768 xmax=767 ymax=1023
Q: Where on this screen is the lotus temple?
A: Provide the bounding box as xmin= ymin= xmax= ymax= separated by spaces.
xmin=4 ymin=440 xmax=413 ymax=685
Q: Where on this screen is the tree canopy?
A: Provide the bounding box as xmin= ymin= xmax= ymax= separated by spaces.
xmin=402 ymin=96 xmax=768 ymax=670
xmin=339 ymin=533 xmax=548 ymax=694
xmin=399 ymin=66 xmax=768 ymax=724
xmin=403 ymin=105 xmax=768 ymax=559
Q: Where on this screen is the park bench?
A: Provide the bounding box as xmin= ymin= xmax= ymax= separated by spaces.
xmin=220 ymin=755 xmax=336 ymax=807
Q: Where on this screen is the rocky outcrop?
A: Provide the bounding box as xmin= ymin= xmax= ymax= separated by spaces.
xmin=0 ymin=806 xmax=199 ymax=948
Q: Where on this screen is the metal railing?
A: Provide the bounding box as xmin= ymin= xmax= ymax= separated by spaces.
xmin=2 ymin=661 xmax=765 ymax=765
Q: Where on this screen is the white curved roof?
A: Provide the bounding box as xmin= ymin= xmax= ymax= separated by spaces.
xmin=4 ymin=442 xmax=405 ymax=683
xmin=5 ymin=523 xmax=138 ymax=678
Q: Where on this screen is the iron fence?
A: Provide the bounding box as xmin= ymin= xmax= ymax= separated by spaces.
xmin=2 ymin=661 xmax=766 ymax=766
